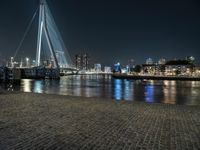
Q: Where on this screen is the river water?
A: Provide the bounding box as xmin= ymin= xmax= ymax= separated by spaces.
xmin=1 ymin=74 xmax=200 ymax=105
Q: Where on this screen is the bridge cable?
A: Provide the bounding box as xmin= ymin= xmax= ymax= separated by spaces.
xmin=13 ymin=7 xmax=39 ymax=60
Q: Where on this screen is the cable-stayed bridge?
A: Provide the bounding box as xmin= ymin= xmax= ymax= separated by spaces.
xmin=1 ymin=0 xmax=78 ymax=80
xmin=36 ymin=0 xmax=71 ymax=68
xmin=14 ymin=0 xmax=75 ymax=70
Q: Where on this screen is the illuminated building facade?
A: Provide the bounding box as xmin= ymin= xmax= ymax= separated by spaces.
xmin=75 ymin=53 xmax=90 ymax=70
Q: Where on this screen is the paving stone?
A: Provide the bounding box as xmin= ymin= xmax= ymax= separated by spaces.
xmin=0 ymin=92 xmax=199 ymax=150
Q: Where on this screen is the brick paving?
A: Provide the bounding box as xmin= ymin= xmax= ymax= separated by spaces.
xmin=0 ymin=92 xmax=199 ymax=150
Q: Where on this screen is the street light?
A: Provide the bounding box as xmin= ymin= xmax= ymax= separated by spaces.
xmin=26 ymin=57 xmax=29 ymax=67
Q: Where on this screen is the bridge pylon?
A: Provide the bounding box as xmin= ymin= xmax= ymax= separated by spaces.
xmin=36 ymin=0 xmax=71 ymax=68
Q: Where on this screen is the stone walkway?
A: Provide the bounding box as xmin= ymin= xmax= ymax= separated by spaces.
xmin=0 ymin=93 xmax=199 ymax=150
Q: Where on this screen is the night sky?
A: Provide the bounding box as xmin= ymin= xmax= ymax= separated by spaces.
xmin=0 ymin=0 xmax=200 ymax=66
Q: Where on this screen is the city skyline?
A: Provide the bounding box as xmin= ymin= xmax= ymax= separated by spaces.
xmin=0 ymin=0 xmax=200 ymax=65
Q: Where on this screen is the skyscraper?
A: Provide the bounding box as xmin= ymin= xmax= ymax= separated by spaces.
xmin=75 ymin=53 xmax=90 ymax=70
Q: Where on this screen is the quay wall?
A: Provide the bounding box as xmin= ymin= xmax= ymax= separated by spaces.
xmin=112 ymin=73 xmax=200 ymax=81
xmin=0 ymin=67 xmax=60 ymax=82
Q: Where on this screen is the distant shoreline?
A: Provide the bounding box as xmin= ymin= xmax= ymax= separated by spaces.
xmin=112 ymin=73 xmax=200 ymax=81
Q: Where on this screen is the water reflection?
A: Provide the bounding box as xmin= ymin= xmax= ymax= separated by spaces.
xmin=113 ymin=79 xmax=122 ymax=100
xmin=163 ymin=81 xmax=176 ymax=104
xmin=1 ymin=75 xmax=200 ymax=105
xmin=124 ymin=80 xmax=131 ymax=101
xmin=144 ymin=84 xmax=154 ymax=103
xmin=21 ymin=79 xmax=32 ymax=92
xmin=33 ymin=80 xmax=44 ymax=93
xmin=112 ymin=79 xmax=134 ymax=101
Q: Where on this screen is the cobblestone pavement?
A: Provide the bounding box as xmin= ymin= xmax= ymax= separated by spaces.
xmin=0 ymin=93 xmax=199 ymax=150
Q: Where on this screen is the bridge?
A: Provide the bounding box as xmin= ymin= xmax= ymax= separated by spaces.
xmin=0 ymin=0 xmax=79 ymax=81
xmin=36 ymin=0 xmax=72 ymax=69
xmin=13 ymin=0 xmax=77 ymax=73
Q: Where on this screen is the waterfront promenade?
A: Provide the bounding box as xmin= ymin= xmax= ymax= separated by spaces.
xmin=0 ymin=92 xmax=199 ymax=150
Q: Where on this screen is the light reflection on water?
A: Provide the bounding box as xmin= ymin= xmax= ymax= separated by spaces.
xmin=33 ymin=80 xmax=44 ymax=93
xmin=1 ymin=75 xmax=200 ymax=105
xmin=113 ymin=79 xmax=122 ymax=100
xmin=144 ymin=84 xmax=154 ymax=103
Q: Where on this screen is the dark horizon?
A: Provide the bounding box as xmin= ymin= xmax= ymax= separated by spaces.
xmin=0 ymin=0 xmax=200 ymax=66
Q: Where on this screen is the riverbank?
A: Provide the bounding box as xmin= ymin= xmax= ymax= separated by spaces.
xmin=0 ymin=92 xmax=199 ymax=150
xmin=112 ymin=73 xmax=200 ymax=81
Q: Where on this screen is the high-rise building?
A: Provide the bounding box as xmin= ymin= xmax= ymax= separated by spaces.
xmin=128 ymin=59 xmax=135 ymax=68
xmin=146 ymin=58 xmax=153 ymax=65
xmin=82 ymin=53 xmax=89 ymax=70
xmin=186 ymin=56 xmax=195 ymax=64
xmin=75 ymin=53 xmax=90 ymax=70
xmin=94 ymin=64 xmax=102 ymax=72
xmin=10 ymin=57 xmax=14 ymax=68
xmin=158 ymin=58 xmax=166 ymax=65
xmin=75 ymin=54 xmax=81 ymax=69
xmin=104 ymin=66 xmax=112 ymax=73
